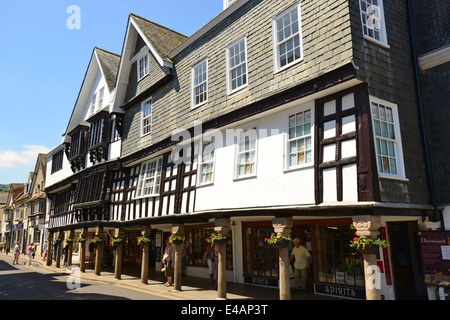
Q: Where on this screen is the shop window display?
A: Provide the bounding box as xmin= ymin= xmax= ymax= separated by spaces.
xmin=315 ymin=224 xmax=364 ymax=287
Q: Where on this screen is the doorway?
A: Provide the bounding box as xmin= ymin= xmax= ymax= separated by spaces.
xmin=388 ymin=222 xmax=426 ymax=300
xmin=293 ymin=225 xmax=314 ymax=289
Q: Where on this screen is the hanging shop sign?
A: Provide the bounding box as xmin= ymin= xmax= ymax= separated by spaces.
xmin=418 ymin=231 xmax=450 ymax=286
xmin=12 ymin=223 xmax=23 ymax=231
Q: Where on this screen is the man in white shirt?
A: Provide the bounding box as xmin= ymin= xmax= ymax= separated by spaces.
xmin=289 ymin=238 xmax=310 ymax=290
xmin=13 ymin=242 xmax=20 ymax=265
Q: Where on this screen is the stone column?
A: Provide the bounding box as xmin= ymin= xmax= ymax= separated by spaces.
xmin=67 ymin=230 xmax=75 ymax=267
xmin=352 ymin=215 xmax=381 ymax=300
xmin=140 ymin=226 xmax=151 ymax=284
xmin=273 ymin=217 xmax=293 ymax=300
xmin=172 ymin=224 xmax=185 ymax=292
xmin=215 ymin=218 xmax=231 ymax=300
xmin=79 ymin=228 xmax=88 ymax=272
xmin=55 ymin=231 xmax=64 ymax=268
xmin=94 ymin=226 xmax=104 ymax=276
xmin=46 ymin=232 xmax=53 ymax=266
xmin=114 ymin=228 xmax=125 ymax=280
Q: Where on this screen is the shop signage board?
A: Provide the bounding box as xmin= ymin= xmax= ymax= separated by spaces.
xmin=12 ymin=223 xmax=23 ymax=231
xmin=244 ymin=276 xmax=278 ymax=287
xmin=418 ymin=231 xmax=450 ymax=286
xmin=314 ymin=283 xmax=365 ymax=299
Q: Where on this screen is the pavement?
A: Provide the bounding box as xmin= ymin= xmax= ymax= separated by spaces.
xmin=0 ymin=251 xmax=335 ymax=301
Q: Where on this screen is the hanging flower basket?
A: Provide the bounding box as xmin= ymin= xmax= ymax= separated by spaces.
xmin=76 ymin=237 xmax=86 ymax=243
xmin=66 ymin=238 xmax=74 ymax=243
xmin=92 ymin=236 xmax=103 ymax=244
xmin=264 ymin=233 xmax=291 ymax=248
xmin=110 ymin=238 xmax=123 ymax=248
xmin=350 ymin=234 xmax=389 ymax=254
xmin=169 ymin=233 xmax=185 ymax=244
xmin=137 ymin=236 xmax=151 ymax=245
xmin=206 ymin=233 xmax=227 ymax=245
xmin=54 ymin=238 xmax=63 ymax=244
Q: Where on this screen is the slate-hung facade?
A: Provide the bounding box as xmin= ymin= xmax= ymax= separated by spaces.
xmin=43 ymin=0 xmax=448 ymax=300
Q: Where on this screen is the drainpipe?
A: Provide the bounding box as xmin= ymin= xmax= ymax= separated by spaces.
xmin=406 ymin=0 xmax=442 ymax=229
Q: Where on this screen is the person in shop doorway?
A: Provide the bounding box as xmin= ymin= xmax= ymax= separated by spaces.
xmin=42 ymin=240 xmax=48 ymax=261
xmin=162 ymin=239 xmax=173 ymax=286
xmin=13 ymin=242 xmax=20 ymax=265
xmin=62 ymin=243 xmax=69 ymax=267
xmin=204 ymin=243 xmax=218 ymax=283
xmin=289 ymin=238 xmax=310 ymax=291
xmin=88 ymin=241 xmax=95 ymax=266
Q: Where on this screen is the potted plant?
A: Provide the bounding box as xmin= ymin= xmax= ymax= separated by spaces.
xmin=169 ymin=233 xmax=185 ymax=244
xmin=264 ymin=233 xmax=291 ymax=248
xmin=206 ymin=233 xmax=227 ymax=245
xmin=137 ymin=236 xmax=151 ymax=245
xmin=350 ymin=234 xmax=389 ymax=254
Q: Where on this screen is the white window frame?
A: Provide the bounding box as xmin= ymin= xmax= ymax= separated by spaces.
xmin=141 ymin=98 xmax=152 ymax=137
xmin=97 ymin=87 xmax=105 ymax=110
xmin=285 ymin=105 xmax=314 ymax=170
xmin=198 ymin=139 xmax=216 ymax=185
xmin=234 ymin=127 xmax=258 ymax=179
xmin=359 ymin=0 xmax=389 ymax=47
xmin=369 ymin=96 xmax=406 ymax=180
xmin=135 ymin=156 xmax=163 ymax=198
xmin=226 ymin=36 xmax=248 ymax=95
xmin=89 ymin=92 xmax=97 ymax=115
xmin=137 ymin=54 xmax=149 ymax=81
xmin=273 ymin=4 xmax=304 ymax=73
xmin=191 ymin=59 xmax=208 ymax=109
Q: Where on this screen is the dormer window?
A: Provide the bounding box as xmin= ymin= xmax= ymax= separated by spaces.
xmin=137 ymin=54 xmax=149 ymax=81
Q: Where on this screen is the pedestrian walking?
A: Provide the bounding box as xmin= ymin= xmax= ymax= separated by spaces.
xmin=24 ymin=243 xmax=34 ymax=265
xmin=13 ymin=242 xmax=20 ymax=265
xmin=162 ymin=239 xmax=173 ymax=286
xmin=42 ymin=240 xmax=48 ymax=261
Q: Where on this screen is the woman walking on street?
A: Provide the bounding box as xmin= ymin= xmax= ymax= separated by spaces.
xmin=24 ymin=243 xmax=34 ymax=265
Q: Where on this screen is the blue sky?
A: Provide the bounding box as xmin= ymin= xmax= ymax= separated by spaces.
xmin=0 ymin=0 xmax=223 ymax=184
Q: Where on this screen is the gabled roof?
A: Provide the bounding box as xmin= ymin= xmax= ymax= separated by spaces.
xmin=63 ymin=47 xmax=120 ymax=139
xmin=95 ymin=47 xmax=121 ymax=92
xmin=129 ymin=13 xmax=188 ymax=67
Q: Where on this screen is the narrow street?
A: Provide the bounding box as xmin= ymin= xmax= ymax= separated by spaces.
xmin=0 ymin=255 xmax=173 ymax=300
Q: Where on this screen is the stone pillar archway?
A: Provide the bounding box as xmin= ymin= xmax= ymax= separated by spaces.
xmin=113 ymin=228 xmax=125 ymax=280
xmin=79 ymin=228 xmax=88 ymax=272
xmin=214 ymin=218 xmax=231 ymax=300
xmin=272 ymin=217 xmax=293 ymax=300
xmin=94 ymin=226 xmax=104 ymax=276
xmin=140 ymin=226 xmax=151 ymax=284
xmin=171 ymin=224 xmax=185 ymax=292
xmin=46 ymin=232 xmax=53 ymax=267
xmin=55 ymin=231 xmax=64 ymax=268
xmin=352 ymin=215 xmax=381 ymax=300
xmin=67 ymin=230 xmax=75 ymax=267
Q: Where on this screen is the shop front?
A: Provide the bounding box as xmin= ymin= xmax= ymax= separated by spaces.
xmin=241 ymin=219 xmax=365 ymax=298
